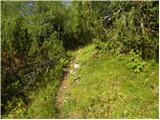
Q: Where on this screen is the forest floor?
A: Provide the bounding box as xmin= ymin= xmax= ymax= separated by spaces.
xmin=55 ymin=43 xmax=158 ymax=119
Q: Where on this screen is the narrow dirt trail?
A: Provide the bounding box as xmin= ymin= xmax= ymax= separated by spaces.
xmin=56 ymin=57 xmax=76 ymax=116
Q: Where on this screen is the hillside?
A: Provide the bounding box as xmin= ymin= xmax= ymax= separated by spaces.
xmin=1 ymin=1 xmax=158 ymax=119
xmin=57 ymin=44 xmax=159 ymax=118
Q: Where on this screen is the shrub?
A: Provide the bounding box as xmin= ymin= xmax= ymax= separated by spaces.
xmin=127 ymin=49 xmax=146 ymax=73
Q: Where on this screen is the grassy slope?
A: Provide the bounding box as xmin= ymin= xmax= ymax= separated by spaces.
xmin=59 ymin=44 xmax=159 ymax=118
xmin=5 ymin=43 xmax=158 ymax=119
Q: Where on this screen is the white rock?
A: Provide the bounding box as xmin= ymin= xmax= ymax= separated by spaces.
xmin=74 ymin=64 xmax=80 ymax=69
xmin=70 ymin=70 xmax=73 ymax=73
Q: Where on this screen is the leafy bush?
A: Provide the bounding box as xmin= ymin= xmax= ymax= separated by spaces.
xmin=94 ymin=39 xmax=114 ymax=54
xmin=1 ymin=15 xmax=66 ymax=116
xmin=95 ymin=1 xmax=159 ymax=60
xmin=128 ymin=49 xmax=146 ymax=73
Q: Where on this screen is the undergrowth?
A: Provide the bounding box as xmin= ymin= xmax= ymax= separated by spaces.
xmin=4 ymin=60 xmax=67 ymax=118
xmin=127 ymin=49 xmax=146 ymax=73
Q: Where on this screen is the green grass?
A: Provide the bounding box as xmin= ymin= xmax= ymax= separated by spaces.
xmin=4 ymin=44 xmax=158 ymax=119
xmin=59 ymin=44 xmax=159 ymax=119
xmin=5 ymin=63 xmax=63 ymax=119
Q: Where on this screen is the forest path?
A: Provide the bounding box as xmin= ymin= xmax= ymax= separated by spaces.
xmin=55 ymin=57 xmax=76 ymax=116
xmin=55 ymin=44 xmax=158 ymax=118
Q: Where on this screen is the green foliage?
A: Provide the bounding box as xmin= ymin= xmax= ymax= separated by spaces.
xmin=1 ymin=16 xmax=32 ymax=114
xmin=107 ymin=2 xmax=158 ymax=59
xmin=59 ymin=58 xmax=69 ymax=67
xmin=94 ymin=39 xmax=115 ymax=54
xmin=1 ymin=1 xmax=66 ymax=117
xmin=4 ymin=62 xmax=64 ymax=118
xmin=128 ymin=50 xmax=146 ymax=73
xmin=1 ymin=1 xmax=159 ymax=118
xmin=95 ymin=1 xmax=158 ymax=60
xmin=24 ymin=63 xmax=64 ymax=119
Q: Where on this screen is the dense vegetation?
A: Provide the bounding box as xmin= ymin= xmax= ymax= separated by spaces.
xmin=1 ymin=1 xmax=159 ymax=118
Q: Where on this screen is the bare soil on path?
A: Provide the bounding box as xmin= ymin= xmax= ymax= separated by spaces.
xmin=55 ymin=57 xmax=76 ymax=116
